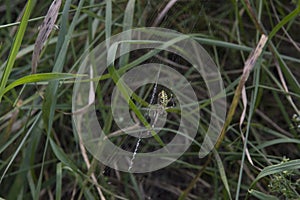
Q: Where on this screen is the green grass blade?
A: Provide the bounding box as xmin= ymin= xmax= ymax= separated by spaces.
xmin=108 ymin=65 xmax=165 ymax=147
xmin=119 ymin=0 xmax=135 ymax=67
xmin=249 ymin=159 xmax=300 ymax=189
xmin=105 ymin=0 xmax=112 ymax=48
xmin=0 ymin=0 xmax=34 ymax=102
xmin=50 ymin=138 xmax=78 ymax=170
xmin=214 ymin=149 xmax=232 ymax=200
xmin=267 ymin=5 xmax=300 ymax=95
xmin=55 ymin=163 xmax=62 ymax=200
xmin=248 ymin=189 xmax=278 ymax=200
xmin=0 ymin=73 xmax=83 ymax=98
xmin=268 ymin=5 xmax=300 ymax=41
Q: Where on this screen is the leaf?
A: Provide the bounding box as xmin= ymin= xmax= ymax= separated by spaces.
xmin=249 ymin=159 xmax=300 ymax=189
xmin=0 ymin=73 xmax=83 ymax=98
xmin=50 ymin=138 xmax=78 ymax=171
xmin=56 ymin=163 xmax=62 ymax=200
xmin=105 ymin=0 xmax=112 ymax=49
xmin=248 ymin=189 xmax=278 ymax=200
xmin=0 ymin=0 xmax=34 ymax=102
xmin=119 ymin=0 xmax=135 ymax=67
xmin=214 ymin=149 xmax=232 ymax=199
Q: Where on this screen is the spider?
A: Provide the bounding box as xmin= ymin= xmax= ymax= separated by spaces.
xmin=158 ymin=90 xmax=173 ymax=108
xmin=146 ymin=90 xmax=175 ymax=125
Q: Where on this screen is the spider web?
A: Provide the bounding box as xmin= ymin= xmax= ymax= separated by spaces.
xmin=102 ymin=0 xmax=209 ymax=173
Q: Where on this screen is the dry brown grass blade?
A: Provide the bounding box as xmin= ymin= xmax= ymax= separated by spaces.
xmin=31 ymin=0 xmax=62 ymax=74
xmin=152 ymin=0 xmax=178 ymax=27
xmin=239 ymin=34 xmax=268 ymax=169
xmin=216 ymin=34 xmax=268 ymax=149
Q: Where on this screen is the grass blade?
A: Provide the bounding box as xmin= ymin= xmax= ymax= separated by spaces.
xmin=119 ymin=0 xmax=135 ymax=67
xmin=250 ymin=159 xmax=300 ymax=188
xmin=0 ymin=0 xmax=34 ymax=102
xmin=248 ymin=189 xmax=278 ymax=200
xmin=56 ymin=163 xmax=62 ymax=200
xmin=214 ymin=149 xmax=232 ymax=200
xmin=0 ymin=73 xmax=83 ymax=98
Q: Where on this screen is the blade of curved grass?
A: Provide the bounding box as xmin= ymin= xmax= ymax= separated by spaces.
xmin=249 ymin=159 xmax=300 ymax=190
xmin=0 ymin=73 xmax=82 ymax=98
xmin=248 ymin=189 xmax=278 ymax=200
xmin=50 ymin=138 xmax=78 ymax=171
xmin=213 ymin=149 xmax=232 ymax=200
xmin=268 ymin=4 xmax=300 ymax=41
xmin=256 ymin=138 xmax=300 ymax=150
xmin=0 ymin=0 xmax=34 ymax=102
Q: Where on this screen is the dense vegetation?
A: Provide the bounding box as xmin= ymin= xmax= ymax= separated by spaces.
xmin=0 ymin=0 xmax=299 ymax=199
